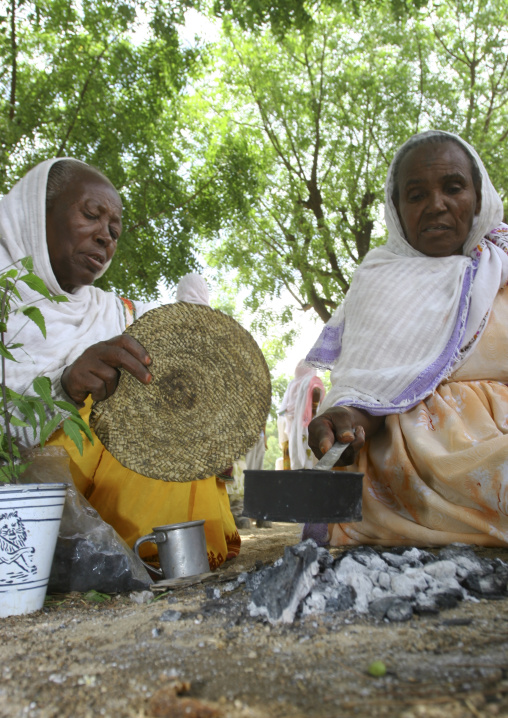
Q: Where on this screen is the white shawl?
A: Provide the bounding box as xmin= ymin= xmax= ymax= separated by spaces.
xmin=0 ymin=159 xmax=155 ymax=446
xmin=307 ymin=131 xmax=508 ymax=414
xmin=175 ymin=272 xmax=210 ymax=305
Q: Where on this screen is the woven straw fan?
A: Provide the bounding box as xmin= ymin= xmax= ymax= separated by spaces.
xmin=90 ymin=302 xmax=272 ymax=482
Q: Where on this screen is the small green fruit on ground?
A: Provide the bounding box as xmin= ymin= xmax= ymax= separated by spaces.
xmin=368 ymin=660 xmax=387 ymax=677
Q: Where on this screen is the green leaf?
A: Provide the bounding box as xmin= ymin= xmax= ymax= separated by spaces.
xmin=5 ymin=387 xmax=23 ymax=402
xmin=32 ymin=401 xmax=47 ymax=429
xmin=83 ymin=590 xmax=112 ymax=603
xmin=33 ymin=376 xmax=54 ymax=410
xmin=20 ymin=273 xmax=52 ymax=299
xmin=62 ymin=417 xmax=84 ymax=455
xmin=21 ymin=306 xmax=47 ymax=338
xmin=15 ymin=399 xmax=38 ymax=434
xmin=0 ymin=343 xmax=17 ymax=362
xmin=8 ymin=415 xmax=30 ymax=427
xmin=50 ymin=295 xmax=69 ymax=304
xmin=39 ymin=414 xmax=63 ymax=447
xmin=9 ymin=285 xmax=21 ymax=301
xmin=20 ymin=257 xmax=33 ymax=271
xmin=54 ymin=399 xmax=82 ymax=416
xmin=1 ymin=269 xmax=18 ymax=280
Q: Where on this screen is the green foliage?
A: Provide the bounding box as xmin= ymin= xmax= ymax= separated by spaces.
xmin=212 ymin=0 xmax=431 ymax=37
xmin=83 ymin=589 xmax=112 ymax=603
xmin=263 ymin=418 xmax=281 ymax=470
xmin=0 ymin=0 xmax=200 ymax=300
xmin=194 ymin=0 xmax=508 ymax=325
xmin=2 ymin=0 xmax=508 ymax=362
xmin=0 ymin=258 xmax=93 ymax=483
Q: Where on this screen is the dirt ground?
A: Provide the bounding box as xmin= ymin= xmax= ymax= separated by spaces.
xmin=2 ymin=524 xmax=508 ymax=718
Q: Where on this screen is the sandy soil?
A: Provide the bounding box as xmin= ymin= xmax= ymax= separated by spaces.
xmin=1 ymin=524 xmax=508 ymax=718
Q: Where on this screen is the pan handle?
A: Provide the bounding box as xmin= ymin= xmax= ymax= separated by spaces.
xmin=313 ymin=441 xmax=352 ymax=471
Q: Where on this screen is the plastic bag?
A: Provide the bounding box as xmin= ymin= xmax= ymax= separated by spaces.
xmin=20 ymin=447 xmax=151 ymax=593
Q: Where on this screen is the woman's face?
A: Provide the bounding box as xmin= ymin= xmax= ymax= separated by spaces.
xmin=394 ymin=141 xmax=481 ymax=257
xmin=46 ymin=169 xmax=122 ymax=293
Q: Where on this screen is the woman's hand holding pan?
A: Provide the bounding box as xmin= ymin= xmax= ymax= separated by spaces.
xmin=308 ymin=406 xmax=384 ymax=467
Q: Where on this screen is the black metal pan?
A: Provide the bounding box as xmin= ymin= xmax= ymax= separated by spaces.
xmin=243 ymin=442 xmax=363 ymax=524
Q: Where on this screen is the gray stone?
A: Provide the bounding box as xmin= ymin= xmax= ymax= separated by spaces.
xmin=369 ymin=596 xmax=397 ymax=620
xmin=159 ymin=609 xmax=182 ymax=622
xmin=386 ymin=599 xmax=413 ymax=622
xmin=433 ymin=589 xmax=463 ymax=609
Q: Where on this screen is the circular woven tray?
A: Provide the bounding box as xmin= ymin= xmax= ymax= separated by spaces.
xmin=89 ymin=303 xmax=271 ymax=482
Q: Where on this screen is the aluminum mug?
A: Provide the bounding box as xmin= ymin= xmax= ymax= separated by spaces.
xmin=133 ymin=520 xmax=209 ymax=579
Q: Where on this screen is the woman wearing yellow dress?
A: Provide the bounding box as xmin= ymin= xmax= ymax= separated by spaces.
xmin=0 ymin=158 xmax=240 ymax=568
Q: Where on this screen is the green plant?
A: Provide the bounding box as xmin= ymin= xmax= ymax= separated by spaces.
xmin=0 ymin=256 xmax=93 ymax=484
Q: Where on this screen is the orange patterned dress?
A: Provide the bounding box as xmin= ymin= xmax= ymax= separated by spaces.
xmin=325 ymin=287 xmax=508 ymax=548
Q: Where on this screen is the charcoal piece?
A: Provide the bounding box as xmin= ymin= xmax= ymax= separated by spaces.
xmin=400 ymin=548 xmax=428 ymax=567
xmin=441 ymin=617 xmax=472 ymax=626
xmin=494 ymin=560 xmax=508 ymax=582
xmin=390 ymin=572 xmax=420 ymax=598
xmin=22 ymin=450 xmax=151 ymax=594
xmin=349 ymin=547 xmax=387 ymax=570
xmin=382 ymin=545 xmax=407 ymax=555
xmin=160 ymin=609 xmax=182 ymax=622
xmin=325 ymin=585 xmax=356 ymax=612
xmin=381 ymin=552 xmax=411 ymax=570
xmin=240 ymin=564 xmax=275 ymax=592
xmin=382 ymin=547 xmax=425 ymax=568
xmin=316 ymin=547 xmax=334 ymax=570
xmin=462 ymin=572 xmax=507 ymax=597
xmin=438 ymin=544 xmax=476 ymax=560
xmin=49 ymin=536 xmax=151 ymax=593
xmin=439 ymin=545 xmax=493 ymax=578
xmin=433 ymin=588 xmax=463 ymax=609
xmin=386 ymin=599 xmax=413 ymax=622
xmin=205 ymin=585 xmax=220 ymax=599
xmin=412 ymin=597 xmax=439 ymax=615
xmin=311 ymin=568 xmax=338 ymax=601
xmin=248 ymin=541 xmax=321 ymax=624
xmin=424 ymin=560 xmax=461 ymax=585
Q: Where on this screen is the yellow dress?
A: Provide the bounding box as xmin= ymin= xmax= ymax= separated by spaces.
xmin=48 ymin=401 xmax=241 ymax=569
xmin=326 ymin=287 xmax=508 ymax=548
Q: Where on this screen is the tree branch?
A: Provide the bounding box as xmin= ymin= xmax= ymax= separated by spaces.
xmin=9 ymin=0 xmax=17 ymax=121
xmin=56 ymin=46 xmax=108 ymax=157
xmin=125 ymin=175 xmax=217 ymax=235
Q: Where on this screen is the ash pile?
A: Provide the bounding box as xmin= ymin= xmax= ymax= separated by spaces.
xmin=242 ymin=540 xmax=508 ymax=624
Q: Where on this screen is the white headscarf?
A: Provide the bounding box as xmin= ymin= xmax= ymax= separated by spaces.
xmin=175 ymin=272 xmax=210 ymax=305
xmin=307 ymin=130 xmax=508 ymax=415
xmin=0 ymin=158 xmax=155 ymax=445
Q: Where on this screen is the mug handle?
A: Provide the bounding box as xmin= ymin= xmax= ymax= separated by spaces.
xmin=133 ymin=533 xmax=163 ymax=578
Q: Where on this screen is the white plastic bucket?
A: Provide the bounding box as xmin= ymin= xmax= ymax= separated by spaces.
xmin=0 ymin=483 xmax=67 ymax=618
